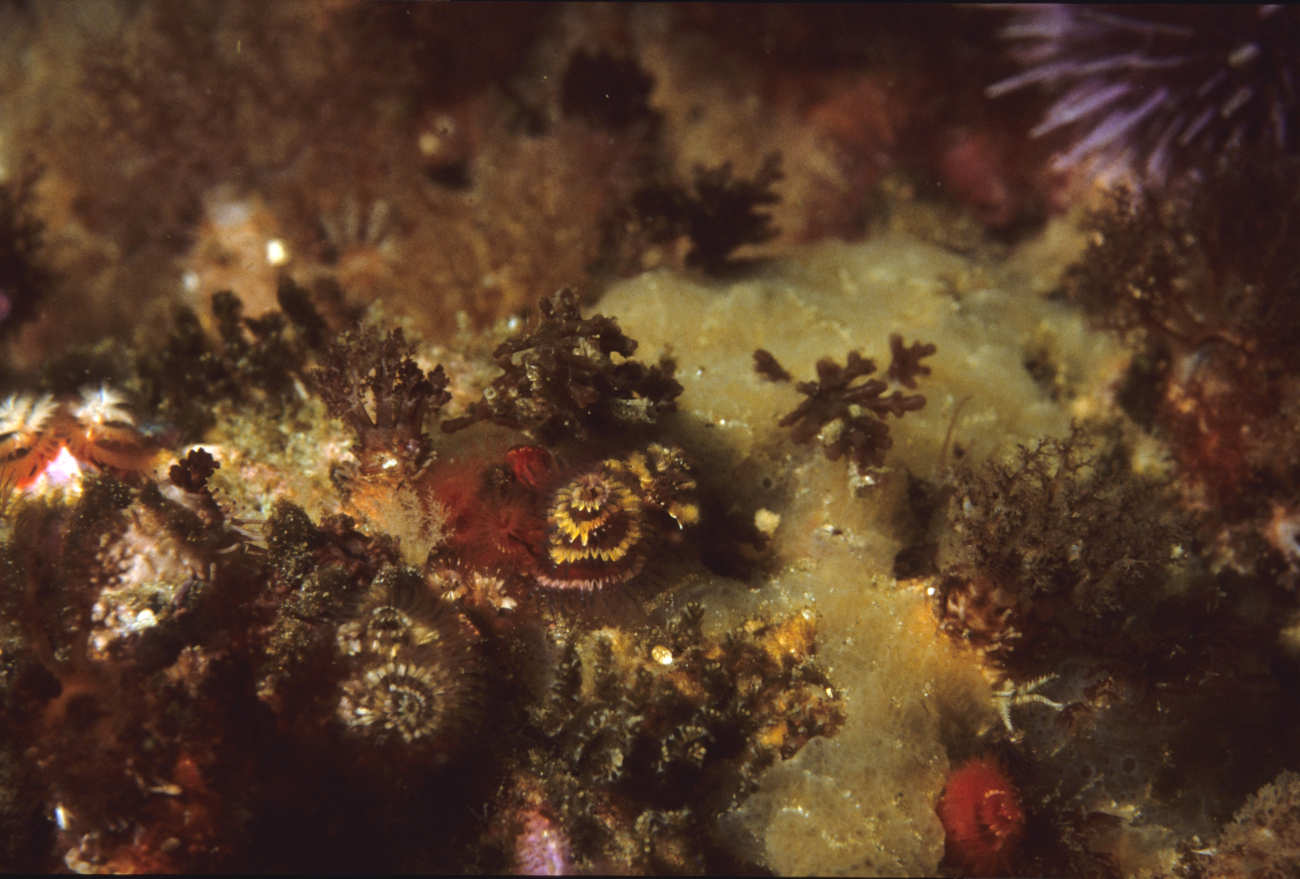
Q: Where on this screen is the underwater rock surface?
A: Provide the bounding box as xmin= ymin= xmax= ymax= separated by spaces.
xmin=604 ymin=231 xmax=1116 ymax=875
xmin=4 ymin=3 xmax=1300 ymax=876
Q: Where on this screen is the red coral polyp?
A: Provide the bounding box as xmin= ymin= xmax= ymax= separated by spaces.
xmin=937 ymin=755 xmax=1025 ymax=878
xmin=459 ymin=490 xmax=546 ymax=576
xmin=427 ymin=456 xmax=548 ymax=576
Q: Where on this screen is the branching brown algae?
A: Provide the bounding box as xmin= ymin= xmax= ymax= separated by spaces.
xmin=3 ymin=4 xmax=1300 ymax=876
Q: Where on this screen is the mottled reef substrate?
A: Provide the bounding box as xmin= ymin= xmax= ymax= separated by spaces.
xmin=3 ymin=4 xmax=1300 ymax=877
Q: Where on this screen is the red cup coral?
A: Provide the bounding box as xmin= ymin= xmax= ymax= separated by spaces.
xmin=936 ymin=755 xmax=1025 ymax=878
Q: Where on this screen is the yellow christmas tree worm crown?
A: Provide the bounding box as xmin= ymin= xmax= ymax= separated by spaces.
xmin=539 ymin=464 xmax=648 ymax=591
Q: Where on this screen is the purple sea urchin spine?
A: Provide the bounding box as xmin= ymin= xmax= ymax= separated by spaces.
xmin=988 ymin=5 xmax=1300 ymax=187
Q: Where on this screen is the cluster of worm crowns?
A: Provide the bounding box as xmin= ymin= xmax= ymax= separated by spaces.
xmin=310 ymin=290 xmax=698 ymax=605
xmin=0 ymin=385 xmax=158 ymax=494
xmin=334 ymin=565 xmax=482 ymax=761
xmin=0 ymin=283 xmax=854 ymax=873
xmin=533 ymin=444 xmax=698 ymax=592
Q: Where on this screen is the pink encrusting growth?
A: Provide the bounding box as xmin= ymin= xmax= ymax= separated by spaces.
xmin=513 ymin=808 xmax=574 ymax=876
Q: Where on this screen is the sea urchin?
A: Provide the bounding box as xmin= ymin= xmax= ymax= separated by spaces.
xmin=988 ymin=5 xmax=1300 ymax=187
